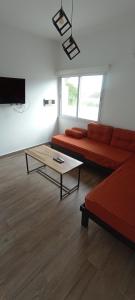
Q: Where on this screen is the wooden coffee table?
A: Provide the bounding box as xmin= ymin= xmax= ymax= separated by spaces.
xmin=25 ymin=145 xmax=83 ymax=200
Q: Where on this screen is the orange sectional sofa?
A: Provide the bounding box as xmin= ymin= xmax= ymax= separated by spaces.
xmin=52 ymin=123 xmax=135 ymax=247
xmin=52 ymin=123 xmax=133 ymax=170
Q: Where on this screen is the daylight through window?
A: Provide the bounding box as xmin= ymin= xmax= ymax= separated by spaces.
xmin=61 ymin=75 xmax=104 ymax=121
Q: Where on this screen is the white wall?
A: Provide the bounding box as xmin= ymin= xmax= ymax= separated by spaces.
xmin=0 ymin=25 xmax=59 ymax=156
xmin=58 ymin=23 xmax=135 ymax=133
xmin=1 ymin=21 xmax=135 ymax=155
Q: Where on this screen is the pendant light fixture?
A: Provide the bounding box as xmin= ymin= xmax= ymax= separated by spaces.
xmin=62 ymin=0 xmax=80 ymax=60
xmin=52 ymin=0 xmax=71 ymax=36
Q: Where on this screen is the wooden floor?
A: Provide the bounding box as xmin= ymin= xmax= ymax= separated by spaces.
xmin=0 ymin=152 xmax=135 ymax=300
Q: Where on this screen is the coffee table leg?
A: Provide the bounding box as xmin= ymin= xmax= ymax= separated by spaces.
xmin=78 ymin=167 xmax=81 ymax=188
xmin=25 ymin=153 xmax=29 ymax=174
xmin=60 ymin=174 xmax=63 ymax=200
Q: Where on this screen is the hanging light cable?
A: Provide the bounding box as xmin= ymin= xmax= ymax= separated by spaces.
xmin=52 ymin=0 xmax=72 ymax=36
xmin=62 ymin=0 xmax=80 ymax=60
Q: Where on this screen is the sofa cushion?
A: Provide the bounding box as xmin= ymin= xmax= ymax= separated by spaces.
xmin=84 ymin=141 xmax=132 ymax=170
xmin=52 ymin=135 xmax=132 ymax=169
xmin=85 ymin=155 xmax=135 ymax=243
xmin=72 ymin=127 xmax=88 ymax=137
xmin=52 ymin=135 xmax=89 ymax=156
xmin=111 ymin=127 xmax=135 ymax=152
xmin=88 ymin=122 xmax=113 ymax=144
xmin=65 ymin=129 xmax=83 ymax=139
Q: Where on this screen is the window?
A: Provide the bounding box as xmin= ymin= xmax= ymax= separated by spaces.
xmin=61 ymin=77 xmax=78 ymax=117
xmin=60 ymin=75 xmax=104 ymax=121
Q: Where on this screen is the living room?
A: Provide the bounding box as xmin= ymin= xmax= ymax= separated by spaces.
xmin=0 ymin=0 xmax=135 ymax=299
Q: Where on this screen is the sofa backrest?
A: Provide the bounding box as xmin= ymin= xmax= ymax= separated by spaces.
xmin=111 ymin=128 xmax=135 ymax=152
xmin=88 ymin=122 xmax=113 ymax=144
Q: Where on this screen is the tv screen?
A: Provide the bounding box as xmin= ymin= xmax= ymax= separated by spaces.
xmin=0 ymin=77 xmax=25 ymax=104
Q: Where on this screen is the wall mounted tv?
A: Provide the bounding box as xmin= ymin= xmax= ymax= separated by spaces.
xmin=0 ymin=77 xmax=25 ymax=104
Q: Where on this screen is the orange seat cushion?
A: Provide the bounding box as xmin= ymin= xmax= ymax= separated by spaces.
xmin=111 ymin=127 xmax=135 ymax=152
xmin=85 ymin=156 xmax=135 ymax=242
xmin=52 ymin=135 xmax=132 ymax=169
xmin=72 ymin=127 xmax=88 ymax=137
xmin=52 ymin=135 xmax=89 ymax=156
xmin=84 ymin=140 xmax=132 ymax=169
xmin=88 ymin=122 xmax=113 ymax=144
xmin=65 ymin=129 xmax=83 ymax=139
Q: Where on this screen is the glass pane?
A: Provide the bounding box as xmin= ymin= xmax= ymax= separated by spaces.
xmin=78 ymin=75 xmax=103 ymax=121
xmin=61 ymin=77 xmax=78 ymax=117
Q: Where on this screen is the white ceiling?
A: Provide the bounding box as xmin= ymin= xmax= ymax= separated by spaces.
xmin=0 ymin=0 xmax=135 ymax=40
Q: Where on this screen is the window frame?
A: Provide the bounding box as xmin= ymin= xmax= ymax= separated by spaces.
xmin=59 ymin=73 xmax=105 ymax=122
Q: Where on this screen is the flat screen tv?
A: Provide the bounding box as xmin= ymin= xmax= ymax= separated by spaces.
xmin=0 ymin=77 xmax=25 ymax=104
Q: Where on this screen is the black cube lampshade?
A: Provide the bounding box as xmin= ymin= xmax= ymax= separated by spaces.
xmin=52 ymin=8 xmax=72 ymax=36
xmin=62 ymin=35 xmax=80 ymax=60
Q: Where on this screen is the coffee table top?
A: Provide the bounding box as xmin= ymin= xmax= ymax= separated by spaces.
xmin=25 ymin=145 xmax=83 ymax=174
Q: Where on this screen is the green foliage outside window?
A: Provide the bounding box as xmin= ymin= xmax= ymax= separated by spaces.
xmin=66 ymin=82 xmax=99 ymax=107
xmin=66 ymin=83 xmax=77 ymax=105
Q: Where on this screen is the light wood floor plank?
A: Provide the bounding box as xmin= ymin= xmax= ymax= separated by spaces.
xmin=0 ymin=153 xmax=135 ymax=299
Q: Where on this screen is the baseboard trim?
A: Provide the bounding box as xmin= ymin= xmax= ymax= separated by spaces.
xmin=0 ymin=142 xmax=51 ymax=159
